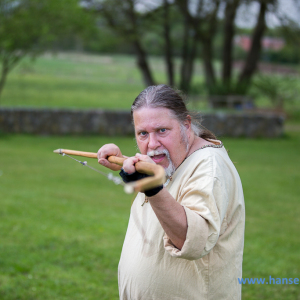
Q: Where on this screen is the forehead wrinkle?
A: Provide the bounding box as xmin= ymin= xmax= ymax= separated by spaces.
xmin=136 ymin=121 xmax=171 ymax=132
xmin=133 ymin=107 xmax=176 ymax=131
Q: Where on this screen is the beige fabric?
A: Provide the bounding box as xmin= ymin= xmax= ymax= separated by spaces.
xmin=118 ymin=143 xmax=245 ymax=300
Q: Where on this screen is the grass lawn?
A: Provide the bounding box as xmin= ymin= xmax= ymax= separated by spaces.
xmin=0 ymin=53 xmax=204 ymax=110
xmin=0 ymin=53 xmax=145 ymax=109
xmin=0 ymin=132 xmax=299 ymax=299
xmin=0 ymin=52 xmax=208 ymax=111
xmin=1 ymin=52 xmax=300 ymax=123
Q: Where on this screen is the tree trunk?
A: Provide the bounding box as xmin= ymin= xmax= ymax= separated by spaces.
xmin=163 ymin=0 xmax=174 ymax=87
xmin=222 ymin=0 xmax=240 ymax=85
xmin=180 ymin=15 xmax=191 ymax=92
xmin=176 ymin=0 xmax=201 ymax=92
xmin=238 ymin=0 xmax=267 ymax=88
xmin=185 ymin=34 xmax=197 ymax=91
xmin=177 ymin=0 xmax=216 ymax=91
xmin=125 ymin=0 xmax=155 ymax=87
xmin=179 ymin=25 xmax=197 ymax=93
xmin=133 ymin=40 xmax=155 ymax=86
xmin=202 ymin=38 xmax=216 ymax=88
xmin=179 ymin=0 xmax=190 ymax=92
xmin=0 ymin=60 xmax=9 ymax=100
xmin=199 ymin=0 xmax=219 ymax=91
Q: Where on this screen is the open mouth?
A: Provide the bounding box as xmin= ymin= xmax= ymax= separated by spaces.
xmin=150 ymin=154 xmax=166 ymax=163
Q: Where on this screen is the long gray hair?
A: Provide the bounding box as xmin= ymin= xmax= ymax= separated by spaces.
xmin=131 ymin=85 xmax=216 ymax=140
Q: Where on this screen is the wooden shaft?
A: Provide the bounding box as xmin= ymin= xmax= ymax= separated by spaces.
xmin=53 ymin=148 xmax=166 ymax=193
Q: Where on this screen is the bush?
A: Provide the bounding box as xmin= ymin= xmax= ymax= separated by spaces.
xmin=250 ymin=74 xmax=300 ymax=109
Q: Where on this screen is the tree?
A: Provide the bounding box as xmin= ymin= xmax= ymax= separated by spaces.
xmin=82 ymin=0 xmax=299 ymax=95
xmin=0 ymin=0 xmax=92 ymax=99
xmin=179 ymin=0 xmax=271 ymax=94
xmin=140 ymin=1 xmax=193 ymax=89
xmin=178 ymin=0 xmax=198 ymax=92
xmin=174 ymin=0 xmax=299 ymax=95
xmin=162 ymin=0 xmax=175 ymax=87
xmin=83 ymin=0 xmax=156 ymax=86
xmin=222 ymin=0 xmax=240 ymax=85
xmin=175 ymin=0 xmax=221 ymax=89
xmin=238 ymin=0 xmax=269 ymax=89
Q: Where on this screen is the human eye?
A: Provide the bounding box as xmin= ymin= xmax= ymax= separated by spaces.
xmin=139 ymin=131 xmax=148 ymax=137
xmin=159 ymin=128 xmax=167 ymax=133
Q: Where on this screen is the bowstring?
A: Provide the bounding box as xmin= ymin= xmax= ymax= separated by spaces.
xmin=60 ymin=153 xmax=125 ymax=187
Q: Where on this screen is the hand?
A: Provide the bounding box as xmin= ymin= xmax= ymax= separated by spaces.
xmin=97 ymin=143 xmax=123 ymax=171
xmin=122 ymin=153 xmax=155 ymax=174
xmin=135 ymin=153 xmax=156 ymax=164
xmin=122 ymin=156 xmax=139 ymax=174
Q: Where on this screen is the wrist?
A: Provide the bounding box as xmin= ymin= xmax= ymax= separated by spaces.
xmin=119 ymin=168 xmax=148 ymax=183
xmin=144 ymin=185 xmax=163 ymax=197
xmin=119 ymin=169 xmax=163 ymax=196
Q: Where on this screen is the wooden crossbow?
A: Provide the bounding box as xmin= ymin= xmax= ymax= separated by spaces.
xmin=53 ymin=148 xmax=166 ymax=194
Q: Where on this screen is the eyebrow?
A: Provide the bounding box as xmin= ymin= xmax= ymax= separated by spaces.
xmin=136 ymin=125 xmax=169 ymax=133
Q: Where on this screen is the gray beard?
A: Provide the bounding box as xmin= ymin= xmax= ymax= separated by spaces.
xmin=147 ymin=148 xmax=176 ymax=178
xmin=162 ymin=149 xmax=176 ymax=178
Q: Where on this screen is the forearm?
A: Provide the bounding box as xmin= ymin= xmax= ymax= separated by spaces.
xmin=148 ymin=188 xmax=187 ymax=250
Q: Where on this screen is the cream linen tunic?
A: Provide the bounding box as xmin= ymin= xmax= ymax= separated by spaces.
xmin=118 ymin=143 xmax=245 ymax=300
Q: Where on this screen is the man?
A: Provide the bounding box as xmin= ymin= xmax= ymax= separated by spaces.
xmin=98 ymin=85 xmax=245 ymax=300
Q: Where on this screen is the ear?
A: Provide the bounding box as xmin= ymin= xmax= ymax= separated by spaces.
xmin=184 ymin=115 xmax=192 ymax=130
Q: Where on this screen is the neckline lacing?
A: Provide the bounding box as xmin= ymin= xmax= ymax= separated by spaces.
xmin=165 ymin=142 xmax=224 ymax=185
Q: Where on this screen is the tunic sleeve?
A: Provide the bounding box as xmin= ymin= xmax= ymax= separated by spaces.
xmin=164 ymin=157 xmax=229 ymax=260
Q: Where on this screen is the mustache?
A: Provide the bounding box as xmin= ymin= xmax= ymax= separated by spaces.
xmin=147 ymin=149 xmax=169 ymax=157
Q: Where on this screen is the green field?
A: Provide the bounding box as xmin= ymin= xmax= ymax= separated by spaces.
xmin=1 ymin=52 xmax=300 ymax=123
xmin=0 ymin=52 xmax=211 ymax=112
xmin=0 ymin=133 xmax=299 ymax=299
xmin=0 ymin=53 xmax=206 ymax=109
xmin=0 ymin=53 xmax=144 ymax=109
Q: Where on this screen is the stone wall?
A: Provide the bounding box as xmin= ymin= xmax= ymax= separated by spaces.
xmin=0 ymin=108 xmax=285 ymax=138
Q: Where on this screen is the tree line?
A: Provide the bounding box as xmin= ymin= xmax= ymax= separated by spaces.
xmin=1 ymin=0 xmax=299 ymax=100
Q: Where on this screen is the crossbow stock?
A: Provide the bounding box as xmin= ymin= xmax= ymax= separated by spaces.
xmin=53 ymin=148 xmax=166 ymax=194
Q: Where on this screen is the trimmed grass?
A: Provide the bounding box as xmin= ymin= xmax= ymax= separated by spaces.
xmin=0 ymin=135 xmax=136 ymax=299
xmin=1 ymin=52 xmax=300 ymax=124
xmin=0 ymin=133 xmax=300 ymax=299
xmin=0 ymin=53 xmax=208 ymax=110
xmin=0 ymin=54 xmax=145 ymax=109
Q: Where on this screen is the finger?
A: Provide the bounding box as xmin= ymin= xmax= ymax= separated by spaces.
xmin=97 ymin=144 xmax=120 ymax=159
xmin=135 ymin=154 xmax=155 ymax=164
xmin=135 ymin=153 xmax=147 ymax=160
xmin=97 ymin=148 xmax=109 ymax=160
xmin=98 ymin=158 xmax=121 ymax=171
xmin=98 ymin=158 xmax=107 ymax=166
xmin=126 ymin=157 xmax=139 ymax=165
xmin=98 ymin=149 xmax=111 ymax=159
xmin=97 ymin=151 xmax=103 ymax=160
xmin=123 ymin=157 xmax=138 ymax=174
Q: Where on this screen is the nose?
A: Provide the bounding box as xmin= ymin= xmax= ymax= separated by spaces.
xmin=148 ymin=132 xmax=161 ymax=150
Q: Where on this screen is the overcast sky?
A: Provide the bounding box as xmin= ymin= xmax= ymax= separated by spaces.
xmin=235 ymin=0 xmax=300 ymax=28
xmin=136 ymin=0 xmax=300 ymax=29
